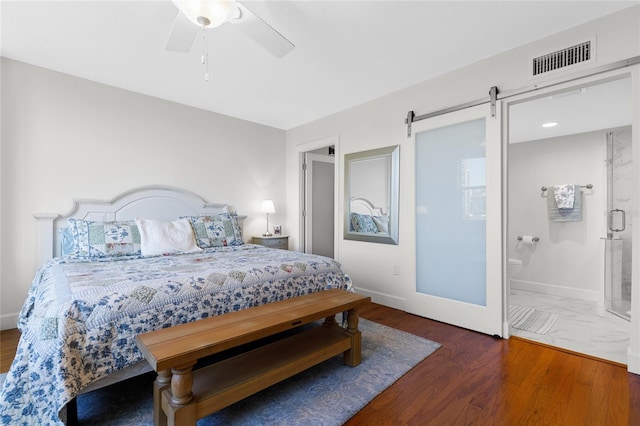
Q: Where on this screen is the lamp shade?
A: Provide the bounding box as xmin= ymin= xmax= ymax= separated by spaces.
xmin=260 ymin=199 xmax=275 ymax=214
xmin=172 ymin=0 xmax=236 ymax=28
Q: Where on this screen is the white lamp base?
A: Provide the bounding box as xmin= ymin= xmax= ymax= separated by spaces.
xmin=263 ymin=232 xmax=273 ymax=237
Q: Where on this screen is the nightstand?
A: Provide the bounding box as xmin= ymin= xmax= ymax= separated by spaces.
xmin=252 ymin=235 xmax=289 ymax=250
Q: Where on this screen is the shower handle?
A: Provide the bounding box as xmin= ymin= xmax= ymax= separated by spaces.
xmin=608 ymin=209 xmax=626 ymax=232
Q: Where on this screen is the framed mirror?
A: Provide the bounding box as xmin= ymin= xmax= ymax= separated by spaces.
xmin=344 ymin=145 xmax=399 ymax=244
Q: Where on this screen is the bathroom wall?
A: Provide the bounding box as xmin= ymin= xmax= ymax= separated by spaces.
xmin=508 ymin=129 xmax=607 ymax=301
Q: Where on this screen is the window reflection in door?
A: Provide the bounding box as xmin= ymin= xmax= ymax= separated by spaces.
xmin=460 ymin=157 xmax=486 ymax=220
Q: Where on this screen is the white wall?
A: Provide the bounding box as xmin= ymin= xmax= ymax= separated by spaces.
xmin=285 ymin=7 xmax=639 ymax=310
xmin=508 ymin=130 xmax=607 ymax=301
xmin=0 ymin=58 xmax=286 ymax=329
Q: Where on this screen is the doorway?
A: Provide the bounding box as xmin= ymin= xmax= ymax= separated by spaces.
xmin=304 ymin=147 xmax=335 ymax=257
xmin=507 ymin=75 xmax=633 ymax=364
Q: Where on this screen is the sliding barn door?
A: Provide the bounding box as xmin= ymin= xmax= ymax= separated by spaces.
xmin=406 ymin=103 xmax=503 ymax=336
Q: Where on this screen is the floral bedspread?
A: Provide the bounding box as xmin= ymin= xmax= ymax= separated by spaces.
xmin=0 ymin=245 xmax=353 ymax=425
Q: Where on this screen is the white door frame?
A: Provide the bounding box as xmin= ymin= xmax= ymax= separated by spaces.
xmin=501 ymin=66 xmax=640 ymax=372
xmin=405 ymin=102 xmax=504 ymax=337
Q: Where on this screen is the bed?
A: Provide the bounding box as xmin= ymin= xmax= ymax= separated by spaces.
xmin=0 ymin=186 xmax=353 ymax=425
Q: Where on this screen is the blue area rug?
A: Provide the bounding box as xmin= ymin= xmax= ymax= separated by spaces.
xmin=2 ymin=319 xmax=440 ymax=425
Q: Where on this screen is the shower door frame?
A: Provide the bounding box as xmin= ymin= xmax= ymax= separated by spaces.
xmin=604 ymin=128 xmax=633 ymax=321
xmin=502 ymin=66 xmax=640 ymax=373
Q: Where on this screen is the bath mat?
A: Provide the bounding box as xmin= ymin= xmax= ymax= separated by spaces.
xmin=510 ymin=305 xmax=558 ymax=334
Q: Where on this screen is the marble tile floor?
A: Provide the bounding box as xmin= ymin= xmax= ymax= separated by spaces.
xmin=510 ymin=288 xmax=630 ymax=365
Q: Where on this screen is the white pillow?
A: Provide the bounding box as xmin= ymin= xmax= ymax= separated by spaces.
xmin=135 ymin=218 xmax=202 ymax=257
xmin=372 ymin=215 xmax=390 ymax=233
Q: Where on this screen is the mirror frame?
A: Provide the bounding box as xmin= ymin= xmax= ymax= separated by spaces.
xmin=344 ymin=145 xmax=400 ymax=245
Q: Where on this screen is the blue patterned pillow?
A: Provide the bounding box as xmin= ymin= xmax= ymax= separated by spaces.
xmin=183 ymin=213 xmax=243 ymax=248
xmin=59 ymin=227 xmax=76 ymax=256
xmin=67 ymin=218 xmax=141 ymax=258
xmin=350 ymin=213 xmax=378 ymax=233
xmin=227 ymin=212 xmax=244 ymax=245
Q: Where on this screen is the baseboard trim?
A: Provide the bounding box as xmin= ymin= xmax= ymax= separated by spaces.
xmin=510 ymin=279 xmax=599 ymax=301
xmin=1 ymin=313 xmax=19 ymax=331
xmin=354 ymin=287 xmax=405 ymax=311
xmin=628 ymin=347 xmax=640 ymax=375
xmin=502 ymin=320 xmax=511 ymax=339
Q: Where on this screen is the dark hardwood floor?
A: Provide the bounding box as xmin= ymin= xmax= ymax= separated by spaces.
xmin=2 ymin=302 xmax=639 ymax=425
xmin=0 ymin=327 xmax=20 ymax=373
xmin=351 ymin=303 xmax=640 ymax=425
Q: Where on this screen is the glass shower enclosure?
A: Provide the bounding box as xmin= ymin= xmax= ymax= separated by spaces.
xmin=604 ymin=127 xmax=633 ymax=321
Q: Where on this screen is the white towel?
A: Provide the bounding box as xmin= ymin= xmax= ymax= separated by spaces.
xmin=554 ymin=184 xmax=576 ymax=209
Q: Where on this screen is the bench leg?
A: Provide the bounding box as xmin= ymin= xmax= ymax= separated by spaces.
xmin=322 ymin=314 xmax=336 ymax=328
xmin=162 ymin=389 xmax=197 ymax=426
xmin=154 ymin=369 xmax=171 ymax=426
xmin=160 ymin=363 xmax=197 ymax=426
xmin=343 ymin=307 xmax=362 ymax=366
xmin=170 ymin=364 xmax=195 ymax=405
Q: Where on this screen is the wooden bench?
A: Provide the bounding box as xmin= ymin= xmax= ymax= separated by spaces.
xmin=135 ymin=289 xmax=371 ymax=426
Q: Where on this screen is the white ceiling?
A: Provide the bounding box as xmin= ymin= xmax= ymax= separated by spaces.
xmin=1 ymin=1 xmax=638 ymax=130
xmin=509 ymin=77 xmax=633 ymax=144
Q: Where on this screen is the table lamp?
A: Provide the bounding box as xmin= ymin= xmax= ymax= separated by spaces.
xmin=260 ymin=199 xmax=275 ymax=236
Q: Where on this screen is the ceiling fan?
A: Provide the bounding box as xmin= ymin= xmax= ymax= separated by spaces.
xmin=166 ymin=0 xmax=295 ymax=58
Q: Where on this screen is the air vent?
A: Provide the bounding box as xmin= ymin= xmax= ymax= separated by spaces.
xmin=532 ymin=41 xmax=591 ymax=76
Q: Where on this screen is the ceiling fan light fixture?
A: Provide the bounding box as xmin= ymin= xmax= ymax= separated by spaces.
xmin=172 ymin=0 xmax=236 ymax=28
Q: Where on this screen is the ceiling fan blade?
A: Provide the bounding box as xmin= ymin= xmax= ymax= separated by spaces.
xmin=165 ymin=11 xmax=198 ymax=52
xmin=232 ymin=2 xmax=294 ymax=58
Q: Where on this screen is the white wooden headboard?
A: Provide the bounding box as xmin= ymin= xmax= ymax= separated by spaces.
xmin=349 ymin=197 xmax=387 ymax=217
xmin=34 ymin=185 xmax=245 ymax=264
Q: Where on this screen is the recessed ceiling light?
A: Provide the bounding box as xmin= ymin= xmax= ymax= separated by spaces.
xmin=542 ymin=122 xmax=558 ymax=128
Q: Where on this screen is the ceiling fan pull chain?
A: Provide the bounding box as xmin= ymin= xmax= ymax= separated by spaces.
xmin=201 ymin=25 xmax=209 ymax=82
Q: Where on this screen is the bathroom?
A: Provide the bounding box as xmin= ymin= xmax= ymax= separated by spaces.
xmin=507 ymin=76 xmax=632 ymax=364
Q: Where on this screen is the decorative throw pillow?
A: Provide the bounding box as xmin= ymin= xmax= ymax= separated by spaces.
xmin=67 ymin=218 xmax=142 ymax=258
xmin=59 ymin=227 xmax=76 ymax=256
xmin=350 ymin=213 xmax=378 ymax=233
xmin=227 ymin=212 xmax=244 ymax=245
xmin=349 ymin=213 xmax=360 ymax=232
xmin=182 ymin=213 xmax=244 ymax=248
xmin=135 ymin=218 xmax=202 ymax=257
xmin=187 ymin=216 xmax=227 ymax=248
